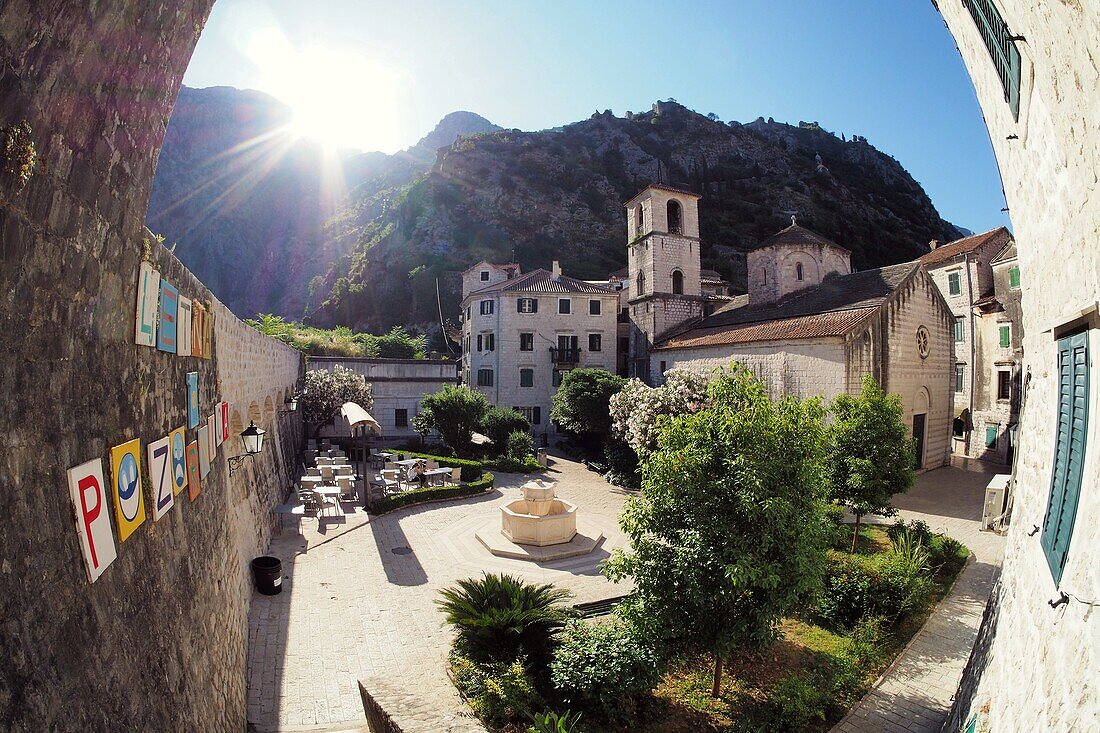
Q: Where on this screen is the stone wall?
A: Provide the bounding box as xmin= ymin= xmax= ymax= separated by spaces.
xmin=864 ymin=267 xmax=954 ymax=470
xmin=938 ymin=2 xmax=1100 ymax=730
xmin=652 ymin=338 xmax=849 ymax=400
xmin=0 ymin=2 xmax=304 ymax=731
xmin=747 ymin=242 xmax=851 ymax=304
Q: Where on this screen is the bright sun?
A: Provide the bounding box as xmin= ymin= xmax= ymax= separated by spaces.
xmin=246 ymin=28 xmax=402 ymax=153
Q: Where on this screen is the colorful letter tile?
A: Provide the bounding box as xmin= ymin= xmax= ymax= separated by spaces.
xmin=109 ymin=439 xmax=146 ymax=542
xmin=134 ymin=261 xmax=160 ymax=347
xmin=67 ymin=459 xmax=118 ymax=582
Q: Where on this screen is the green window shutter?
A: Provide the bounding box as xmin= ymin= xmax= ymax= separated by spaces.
xmin=954 ymin=319 xmax=965 ymax=342
xmin=1041 ymin=332 xmax=1089 ymax=585
xmin=1009 ymin=266 xmax=1020 ymax=289
xmin=985 ymin=425 xmax=998 ymax=447
xmin=948 ymin=272 xmax=961 ymax=295
xmin=1000 ymin=325 xmax=1011 ymax=348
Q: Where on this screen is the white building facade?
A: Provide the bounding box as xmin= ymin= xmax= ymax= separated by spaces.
xmin=920 ymin=227 xmax=1016 ymax=462
xmin=307 ymin=357 xmax=459 ymax=444
xmin=937 ymin=2 xmax=1099 ymax=730
xmin=459 ymin=261 xmax=619 ymax=439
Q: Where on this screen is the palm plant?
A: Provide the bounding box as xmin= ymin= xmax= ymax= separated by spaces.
xmin=437 ymin=573 xmax=573 ymax=666
xmin=890 ymin=529 xmax=931 ymax=575
xmin=529 ymin=710 xmax=584 ymax=733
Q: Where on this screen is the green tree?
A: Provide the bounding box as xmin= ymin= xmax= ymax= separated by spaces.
xmin=550 ymin=368 xmax=626 ymax=445
xmin=825 ymin=375 xmax=916 ymax=552
xmin=480 ymin=406 xmax=530 ymax=455
xmin=437 ymin=573 xmax=573 ymax=667
xmin=300 ymin=366 xmax=373 ymax=438
xmin=418 ymin=385 xmax=491 ymax=455
xmin=605 ymin=367 xmax=828 ymax=697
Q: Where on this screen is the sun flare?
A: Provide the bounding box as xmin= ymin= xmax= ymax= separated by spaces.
xmin=246 ymin=28 xmax=402 ymax=152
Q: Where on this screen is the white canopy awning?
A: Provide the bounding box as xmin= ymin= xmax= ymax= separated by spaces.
xmin=341 ymin=402 xmax=382 ymax=435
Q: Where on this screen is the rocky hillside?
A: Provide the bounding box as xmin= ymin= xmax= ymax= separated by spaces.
xmin=310 ymin=101 xmax=961 ymax=331
xmin=147 ymin=86 xmax=498 ymax=317
xmin=149 ymin=91 xmax=960 ymax=331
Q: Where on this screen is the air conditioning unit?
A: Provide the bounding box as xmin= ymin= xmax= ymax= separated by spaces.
xmin=982 ymin=474 xmax=1011 ymax=530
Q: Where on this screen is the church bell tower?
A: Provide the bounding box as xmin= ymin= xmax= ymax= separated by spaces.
xmin=624 ymin=184 xmax=704 ymax=382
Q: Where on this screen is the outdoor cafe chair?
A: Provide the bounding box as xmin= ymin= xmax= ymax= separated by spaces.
xmin=312 ymin=489 xmax=339 ymax=517
xmin=336 ymin=476 xmax=355 ymax=501
xmin=305 ymin=467 xmax=321 ymax=477
xmin=320 ymin=467 xmax=335 ymax=484
xmin=447 ymin=467 xmax=461 ymax=485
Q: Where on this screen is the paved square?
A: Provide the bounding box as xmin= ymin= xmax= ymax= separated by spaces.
xmin=246 ymin=454 xmax=632 ymax=731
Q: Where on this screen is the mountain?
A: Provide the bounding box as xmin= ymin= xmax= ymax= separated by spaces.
xmin=309 ymin=101 xmax=961 ymax=332
xmin=146 ymin=86 xmax=499 ymax=317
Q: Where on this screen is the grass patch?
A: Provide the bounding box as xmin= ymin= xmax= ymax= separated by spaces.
xmin=567 ymin=529 xmax=969 ymax=733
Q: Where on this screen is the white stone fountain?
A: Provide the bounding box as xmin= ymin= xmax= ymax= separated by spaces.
xmin=475 ymin=478 xmax=603 ymax=561
xmin=500 ymin=479 xmax=577 ymax=546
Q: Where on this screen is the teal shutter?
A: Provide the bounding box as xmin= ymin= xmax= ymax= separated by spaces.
xmin=1041 ymin=332 xmax=1089 ymax=584
xmin=999 ymin=325 xmax=1011 ymax=348
xmin=1009 ymin=266 xmax=1021 ymax=289
xmin=985 ymin=426 xmax=998 ymax=447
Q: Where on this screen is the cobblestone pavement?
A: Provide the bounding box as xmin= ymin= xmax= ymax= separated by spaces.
xmin=246 ymin=453 xmax=633 ymax=732
xmin=831 ymin=466 xmax=1007 ymax=733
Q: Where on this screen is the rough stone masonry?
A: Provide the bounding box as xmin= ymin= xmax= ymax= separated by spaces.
xmin=0 ymin=2 xmax=303 ymax=731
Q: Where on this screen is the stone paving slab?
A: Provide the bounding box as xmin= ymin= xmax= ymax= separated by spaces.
xmin=246 ymin=455 xmax=632 ymax=731
xmin=830 ymin=467 xmax=1007 ymax=733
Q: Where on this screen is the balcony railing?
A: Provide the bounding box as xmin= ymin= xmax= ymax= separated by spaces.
xmin=550 ymin=347 xmax=581 ymax=366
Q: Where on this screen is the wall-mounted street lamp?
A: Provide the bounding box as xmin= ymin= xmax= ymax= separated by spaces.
xmin=278 ymin=393 xmax=300 ymax=414
xmin=227 ymin=420 xmax=266 ymax=476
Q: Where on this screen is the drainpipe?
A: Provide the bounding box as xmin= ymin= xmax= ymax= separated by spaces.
xmin=494 ymin=294 xmax=501 ymax=405
xmin=964 ymin=253 xmax=977 ymax=456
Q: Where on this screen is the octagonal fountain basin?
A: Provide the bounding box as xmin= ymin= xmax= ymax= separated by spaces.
xmin=500 ymin=479 xmax=578 ymax=546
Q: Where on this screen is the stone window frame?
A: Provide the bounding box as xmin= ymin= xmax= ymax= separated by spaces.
xmin=477 ymin=369 xmax=494 ymax=387
xmin=519 ymin=332 xmax=534 ymax=351
xmin=517 ymin=297 xmax=538 ymax=314
xmin=671 ymin=269 xmax=684 ymax=294
xmin=996 ymin=368 xmax=1012 ymax=400
xmin=588 ymin=333 xmax=602 ymax=352
xmin=519 ymin=368 xmax=534 ymax=388
xmin=954 ymin=317 xmax=966 ymax=343
xmin=589 ymin=299 xmax=601 ymax=316
xmin=795 ymin=262 xmax=804 ymax=282
xmin=480 ymin=270 xmax=490 ymax=282
xmin=1008 ymin=265 xmax=1021 ymax=290
xmin=947 ymin=270 xmax=962 ymax=296
xmin=955 ymin=363 xmax=966 ymax=393
xmin=394 ymin=408 xmax=408 ymax=428
xmin=479 ymin=299 xmax=494 ymax=315
xmin=558 ymin=298 xmax=571 ymax=315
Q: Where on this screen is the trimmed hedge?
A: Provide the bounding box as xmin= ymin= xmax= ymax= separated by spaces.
xmin=371 ymin=472 xmax=494 ymax=514
xmin=384 ymin=450 xmax=484 ymax=482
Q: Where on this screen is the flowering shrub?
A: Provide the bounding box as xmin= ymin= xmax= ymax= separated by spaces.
xmin=301 ymin=365 xmax=373 ymax=437
xmin=608 ymin=369 xmax=710 ymax=455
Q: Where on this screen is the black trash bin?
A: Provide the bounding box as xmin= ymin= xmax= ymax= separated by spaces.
xmin=251 ymin=556 xmax=283 ymax=595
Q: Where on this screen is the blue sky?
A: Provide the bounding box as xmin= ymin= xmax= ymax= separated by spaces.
xmin=183 ymin=0 xmax=1009 ymax=234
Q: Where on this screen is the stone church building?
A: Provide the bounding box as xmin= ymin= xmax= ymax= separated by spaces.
xmin=625 ymin=184 xmax=955 ymax=470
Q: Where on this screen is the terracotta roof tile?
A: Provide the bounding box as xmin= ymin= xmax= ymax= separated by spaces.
xmin=919 ymin=227 xmax=1012 ymax=266
xmin=656 ymin=307 xmax=877 ymax=349
xmin=468 ymin=269 xmax=615 ymax=296
xmin=758 ymin=223 xmax=850 ymax=253
xmin=624 ymin=184 xmax=701 ymax=207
